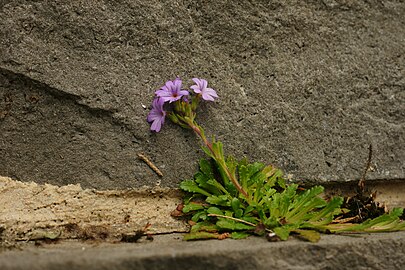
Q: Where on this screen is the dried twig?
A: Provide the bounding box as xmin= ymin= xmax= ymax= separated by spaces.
xmin=358 ymin=144 xmax=373 ymax=193
xmin=137 ymin=153 xmax=163 ymax=177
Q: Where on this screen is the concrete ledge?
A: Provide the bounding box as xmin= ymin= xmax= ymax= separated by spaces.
xmin=1 ymin=232 xmax=405 ymax=270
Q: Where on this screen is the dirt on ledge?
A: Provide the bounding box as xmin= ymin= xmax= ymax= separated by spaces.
xmin=0 ymin=176 xmax=187 ymax=247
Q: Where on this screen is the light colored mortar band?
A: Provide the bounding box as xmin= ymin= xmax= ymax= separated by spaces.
xmin=0 ymin=176 xmax=188 ymax=242
xmin=2 ymin=176 xmax=405 ymax=244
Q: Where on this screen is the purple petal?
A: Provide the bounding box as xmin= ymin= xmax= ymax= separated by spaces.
xmin=179 ymin=90 xmax=190 ymax=96
xmin=155 ymin=88 xmax=170 ymax=97
xmin=202 ymin=90 xmax=217 ymax=101
xmin=201 ymin=79 xmax=208 ymax=89
xmin=150 ymin=118 xmax=163 ymax=132
xmin=192 ymin=78 xmax=202 ymax=85
xmin=190 ymin=85 xmax=201 ymax=94
xmin=147 ymin=97 xmax=166 ymax=132
xmin=164 ymin=96 xmax=181 ymax=103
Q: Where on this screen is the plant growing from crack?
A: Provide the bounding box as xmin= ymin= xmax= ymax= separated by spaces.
xmin=147 ymin=78 xmax=405 ymax=242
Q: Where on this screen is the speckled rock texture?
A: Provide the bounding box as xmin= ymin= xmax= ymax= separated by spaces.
xmin=0 ymin=0 xmax=404 ymax=189
xmin=1 ymin=232 xmax=405 ymax=270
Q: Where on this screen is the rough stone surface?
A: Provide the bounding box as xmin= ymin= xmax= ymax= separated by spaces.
xmin=1 ymin=232 xmax=405 ymax=270
xmin=0 ymin=176 xmax=186 ymax=243
xmin=1 ymin=1 xmax=404 ymax=188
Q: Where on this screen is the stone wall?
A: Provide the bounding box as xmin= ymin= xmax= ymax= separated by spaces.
xmin=1 ymin=0 xmax=404 ymax=189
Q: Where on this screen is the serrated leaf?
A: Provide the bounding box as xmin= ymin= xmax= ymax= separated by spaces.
xmin=239 ymin=165 xmax=249 ymax=191
xmin=261 ymin=164 xmax=277 ymax=178
xmin=240 ymin=216 xmax=258 ymax=224
xmin=199 ymin=158 xmax=214 ymax=177
xmin=231 ymin=232 xmax=250 ymax=239
xmin=195 ymin=173 xmax=222 ymax=196
xmin=207 ymin=207 xmax=223 ymax=215
xmin=277 ymin=176 xmax=286 ymax=189
xmin=191 ymin=211 xmax=207 ymax=222
xmin=206 ymin=179 xmax=228 ymax=195
xmin=216 ymin=219 xmax=255 ymax=231
xmin=246 ymin=162 xmax=265 ymax=187
xmin=273 ymin=226 xmax=291 ymax=241
xmin=230 ymin=197 xmax=243 ymax=218
xmin=244 ymin=205 xmax=255 ymax=215
xmin=285 ymin=185 xmax=325 ymax=222
xmin=206 ymin=195 xmax=229 ymax=206
xmin=213 ymin=141 xmax=224 ymax=158
xmin=307 ymin=197 xmax=343 ymax=224
xmin=180 ymin=180 xmax=211 ymax=197
xmin=234 ymin=209 xmax=243 ymax=218
xmin=231 ymin=198 xmax=241 ymax=212
xmin=266 ymin=167 xmax=284 ymax=187
xmin=190 ymin=221 xmax=219 ymax=233
xmin=201 ymin=146 xmax=213 ymax=159
xmin=183 ymin=202 xmax=205 ymax=213
xmin=183 ymin=202 xmax=204 ymax=213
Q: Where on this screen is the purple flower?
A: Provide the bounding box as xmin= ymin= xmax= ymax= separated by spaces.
xmin=155 ymin=79 xmax=189 ymax=103
xmin=147 ymin=98 xmax=166 ymax=132
xmin=190 ymin=78 xmax=218 ymax=101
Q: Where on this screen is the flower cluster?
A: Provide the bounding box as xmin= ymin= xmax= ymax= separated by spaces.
xmin=147 ymin=78 xmax=218 ymax=132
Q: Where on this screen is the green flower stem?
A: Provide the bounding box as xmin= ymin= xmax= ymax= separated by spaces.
xmin=186 ymin=120 xmax=249 ymax=199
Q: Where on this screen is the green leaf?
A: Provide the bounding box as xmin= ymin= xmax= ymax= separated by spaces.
xmin=190 ymin=221 xmax=219 ymax=233
xmin=341 ymin=208 xmax=405 ymax=232
xmin=235 ymin=209 xmax=243 ymax=218
xmin=293 ymin=229 xmax=321 ymax=243
xmin=201 ymin=146 xmax=213 ymax=159
xmin=239 ymin=165 xmax=249 ymax=191
xmin=225 ymin=156 xmax=238 ymax=180
xmin=246 ymin=162 xmax=265 ymax=186
xmin=216 ymin=219 xmax=255 ymax=231
xmin=212 ymin=141 xmax=224 ymax=158
xmin=180 ymin=180 xmax=211 ymax=197
xmin=206 ymin=179 xmax=229 ymax=195
xmin=195 ymin=173 xmax=223 ymax=196
xmin=240 ymin=216 xmax=258 ymax=224
xmin=191 ymin=211 xmax=207 ymax=222
xmin=231 ymin=197 xmax=241 ymax=212
xmin=265 ymin=167 xmax=284 ymax=187
xmin=279 ymin=184 xmax=298 ymax=216
xmin=199 ymin=159 xmax=214 ymax=178
xmin=183 ymin=202 xmax=205 ymax=213
xmin=206 ymin=195 xmax=229 ymax=206
xmin=230 ymin=198 xmax=244 ymax=218
xmin=273 ymin=226 xmax=291 ymax=241
xmin=307 ymin=197 xmax=343 ymax=225
xmin=184 ymin=232 xmax=221 ymax=241
xmin=207 ymin=207 xmax=223 ymax=215
xmin=231 ymin=232 xmax=250 ymax=239
xmin=261 ymin=164 xmax=277 ymax=178
xmin=285 ymin=186 xmax=325 ymax=222
xmin=244 ymin=205 xmax=255 ymax=215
